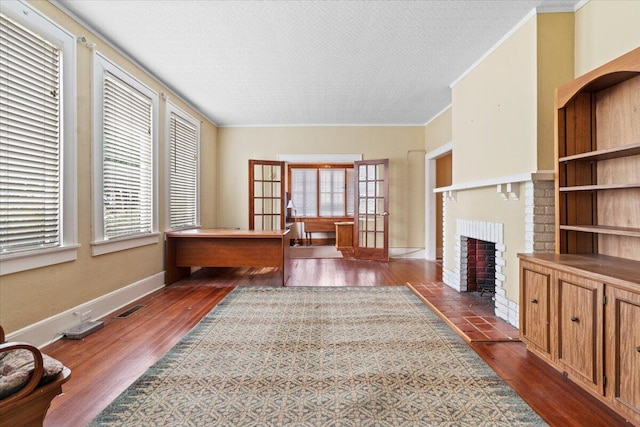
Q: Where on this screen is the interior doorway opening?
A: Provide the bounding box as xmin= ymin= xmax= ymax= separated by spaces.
xmin=425 ymin=142 xmax=452 ymax=261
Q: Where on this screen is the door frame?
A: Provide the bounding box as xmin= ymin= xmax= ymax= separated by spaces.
xmin=425 ymin=142 xmax=452 ymax=261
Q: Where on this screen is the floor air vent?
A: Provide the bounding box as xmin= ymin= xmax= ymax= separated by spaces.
xmin=116 ymin=305 xmax=145 ymax=318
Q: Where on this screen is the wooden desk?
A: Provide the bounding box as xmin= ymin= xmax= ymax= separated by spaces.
xmin=165 ymin=229 xmax=291 ymax=286
xmin=304 ymin=221 xmax=335 ymax=245
xmin=302 ymin=217 xmax=351 ymax=245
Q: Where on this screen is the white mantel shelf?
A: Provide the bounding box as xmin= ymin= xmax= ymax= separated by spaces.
xmin=434 ymin=171 xmax=554 ymax=193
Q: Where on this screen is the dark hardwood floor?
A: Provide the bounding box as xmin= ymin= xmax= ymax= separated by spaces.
xmin=42 ymin=258 xmax=630 ymax=426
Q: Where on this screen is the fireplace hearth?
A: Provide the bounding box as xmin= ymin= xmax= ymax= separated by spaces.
xmin=443 ymin=220 xmax=513 ymax=325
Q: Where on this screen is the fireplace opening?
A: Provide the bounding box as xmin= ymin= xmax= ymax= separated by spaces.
xmin=466 ymin=238 xmax=496 ymax=295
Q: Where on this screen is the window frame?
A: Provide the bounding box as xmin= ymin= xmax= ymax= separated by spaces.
xmin=287 ymin=163 xmax=354 ymax=218
xmin=91 ymin=51 xmax=159 ymax=256
xmin=0 ymin=1 xmax=78 ymax=276
xmin=165 ymin=100 xmax=200 ymax=231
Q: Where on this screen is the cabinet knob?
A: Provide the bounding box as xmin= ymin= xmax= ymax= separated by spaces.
xmin=530 ymin=298 xmax=538 ymax=304
xmin=637 ymin=346 xmax=640 ymax=353
xmin=571 ymin=316 xmax=579 ymax=322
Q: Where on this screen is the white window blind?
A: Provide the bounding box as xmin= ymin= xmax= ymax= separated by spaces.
xmin=169 ymin=112 xmax=198 ymax=229
xmin=290 ymin=166 xmax=354 ymax=218
xmin=345 ymin=168 xmax=355 ymax=215
xmin=291 ymin=168 xmax=317 ymax=217
xmin=102 ymin=73 xmax=153 ymax=239
xmin=0 ymin=13 xmax=61 ymax=253
xmin=320 ymin=169 xmax=346 ymax=217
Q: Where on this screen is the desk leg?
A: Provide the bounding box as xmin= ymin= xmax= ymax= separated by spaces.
xmin=165 ymin=238 xmax=191 ymax=285
xmin=166 ymin=266 xmax=190 ymax=286
xmin=282 ymin=234 xmax=291 ymax=286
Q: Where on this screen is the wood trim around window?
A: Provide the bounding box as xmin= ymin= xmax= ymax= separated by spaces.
xmin=287 ymin=163 xmax=354 ymax=219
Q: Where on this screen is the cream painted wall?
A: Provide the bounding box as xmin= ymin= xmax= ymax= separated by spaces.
xmin=216 ymin=127 xmax=425 ymax=248
xmin=0 ymin=2 xmax=218 ymax=333
xmin=443 ymin=16 xmax=538 ymax=287
xmin=425 ymin=107 xmax=452 ymax=152
xmin=199 ymin=125 xmax=219 ymax=228
xmin=442 ymin=13 xmax=573 ymax=303
xmin=452 ymin=17 xmax=537 ymax=184
xmin=537 ymin=13 xmax=574 ymax=171
xmin=575 ymin=0 xmax=640 ymax=76
xmin=440 ymin=4 xmax=636 ymax=307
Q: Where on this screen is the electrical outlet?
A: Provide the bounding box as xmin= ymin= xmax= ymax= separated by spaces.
xmin=80 ymin=310 xmax=92 ymax=322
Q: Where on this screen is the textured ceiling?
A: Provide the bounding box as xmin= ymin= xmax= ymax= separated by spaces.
xmin=56 ymin=0 xmax=578 ymax=127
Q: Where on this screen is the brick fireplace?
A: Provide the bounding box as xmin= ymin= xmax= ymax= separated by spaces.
xmin=441 ymin=180 xmax=555 ymax=328
xmin=466 ymin=238 xmax=496 ymax=294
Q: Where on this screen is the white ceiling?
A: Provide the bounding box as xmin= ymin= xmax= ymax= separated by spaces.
xmin=56 ymin=0 xmax=579 ymax=127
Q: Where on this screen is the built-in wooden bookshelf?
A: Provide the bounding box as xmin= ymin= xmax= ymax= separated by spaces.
xmin=556 ymin=49 xmax=640 ymax=259
xmin=520 ymin=47 xmax=640 ymax=426
xmin=558 ymin=141 xmax=640 ymax=162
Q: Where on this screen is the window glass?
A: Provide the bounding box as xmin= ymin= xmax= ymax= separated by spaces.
xmin=92 ymin=51 xmax=158 ymax=255
xmin=0 ymin=3 xmax=78 ymax=275
xmin=0 ymin=13 xmax=61 ymax=252
xmin=102 ymin=74 xmax=153 ymax=239
xmin=290 ymin=168 xmax=317 ymax=217
xmin=289 ymin=165 xmax=353 ymax=217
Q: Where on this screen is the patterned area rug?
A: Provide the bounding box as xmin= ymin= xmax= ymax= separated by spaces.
xmin=92 ymin=287 xmax=546 ymax=426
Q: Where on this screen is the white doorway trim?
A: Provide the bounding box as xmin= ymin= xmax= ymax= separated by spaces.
xmin=276 ymin=154 xmax=362 ymax=163
xmin=425 ymin=142 xmax=452 ymax=261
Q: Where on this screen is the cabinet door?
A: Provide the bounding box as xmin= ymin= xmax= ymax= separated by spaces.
xmin=556 ymin=272 xmax=603 ymax=394
xmin=520 ymin=262 xmax=553 ymax=358
xmin=606 ymin=286 xmax=640 ymax=426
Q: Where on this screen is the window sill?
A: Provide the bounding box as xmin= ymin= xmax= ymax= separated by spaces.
xmin=0 ymin=245 xmax=80 ymax=276
xmin=91 ymin=233 xmax=160 ymax=256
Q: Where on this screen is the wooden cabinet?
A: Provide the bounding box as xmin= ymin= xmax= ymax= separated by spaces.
xmin=607 ymin=286 xmax=640 ymax=423
xmin=519 ymin=254 xmax=640 ymax=426
xmin=335 ymin=221 xmax=354 ymax=251
xmin=519 ymin=263 xmax=553 ymax=359
xmin=518 ymin=48 xmax=640 ymax=425
xmin=556 ymin=272 xmax=603 ymax=395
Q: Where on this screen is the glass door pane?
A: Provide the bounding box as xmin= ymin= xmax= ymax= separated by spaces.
xmin=249 ymin=160 xmax=285 ymax=231
xmin=354 ymin=159 xmax=389 ymax=261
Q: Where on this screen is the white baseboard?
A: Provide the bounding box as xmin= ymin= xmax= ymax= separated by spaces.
xmin=6 ymin=272 xmax=165 ymax=348
xmin=389 ymin=248 xmax=426 ymax=259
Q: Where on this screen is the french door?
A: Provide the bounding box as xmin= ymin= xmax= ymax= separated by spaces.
xmin=249 ymin=160 xmax=285 ymax=230
xmin=354 ymin=159 xmax=389 ymax=261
